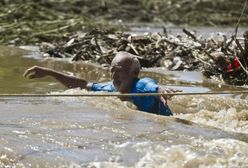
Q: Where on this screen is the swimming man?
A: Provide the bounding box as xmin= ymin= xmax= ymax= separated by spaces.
xmin=24 ymin=51 xmax=179 ymax=116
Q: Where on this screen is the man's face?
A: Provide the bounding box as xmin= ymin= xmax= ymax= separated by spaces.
xmin=110 ymin=60 xmax=134 ymax=93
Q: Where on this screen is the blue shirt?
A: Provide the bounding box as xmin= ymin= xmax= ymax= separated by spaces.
xmin=91 ymin=77 xmax=173 ymax=116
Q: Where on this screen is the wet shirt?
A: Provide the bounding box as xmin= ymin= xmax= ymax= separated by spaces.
xmin=91 ymin=77 xmax=173 ymax=116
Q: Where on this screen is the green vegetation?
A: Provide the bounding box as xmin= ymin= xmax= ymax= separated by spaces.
xmin=0 ymin=0 xmax=248 ymax=45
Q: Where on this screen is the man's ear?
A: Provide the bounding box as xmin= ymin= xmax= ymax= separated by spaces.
xmin=132 ymin=68 xmax=140 ymax=77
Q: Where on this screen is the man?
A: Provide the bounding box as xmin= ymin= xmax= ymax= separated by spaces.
xmin=24 ymin=51 xmax=179 ymax=116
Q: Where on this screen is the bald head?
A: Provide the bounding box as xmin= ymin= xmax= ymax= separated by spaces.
xmin=111 ymin=51 xmax=141 ymax=75
xmin=110 ymin=51 xmax=141 ymax=92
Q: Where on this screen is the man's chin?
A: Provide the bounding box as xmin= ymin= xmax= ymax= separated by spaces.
xmin=114 ymin=85 xmax=126 ymax=93
xmin=113 ymin=82 xmax=120 ymax=90
xmin=113 ymin=80 xmax=120 ymax=86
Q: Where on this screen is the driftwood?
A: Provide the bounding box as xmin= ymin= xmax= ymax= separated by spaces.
xmin=39 ymin=28 xmax=248 ymax=85
xmin=0 ymin=0 xmax=248 ymax=85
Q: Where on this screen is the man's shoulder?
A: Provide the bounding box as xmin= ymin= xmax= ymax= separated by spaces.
xmin=137 ymin=77 xmax=157 ymax=84
xmin=133 ymin=77 xmax=158 ymax=93
xmin=91 ymin=81 xmax=116 ymax=92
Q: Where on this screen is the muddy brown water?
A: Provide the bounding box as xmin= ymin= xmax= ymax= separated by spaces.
xmin=0 ymin=45 xmax=248 ymax=167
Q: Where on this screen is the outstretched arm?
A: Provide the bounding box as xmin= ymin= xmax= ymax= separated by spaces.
xmin=23 ymin=66 xmax=90 ymax=89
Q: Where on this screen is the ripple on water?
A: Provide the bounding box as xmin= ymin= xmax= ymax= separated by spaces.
xmin=0 ymin=89 xmax=248 ymax=167
xmin=172 ymin=95 xmax=248 ymax=134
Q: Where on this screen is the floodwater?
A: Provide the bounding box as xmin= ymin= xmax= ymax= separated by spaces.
xmin=0 ymin=45 xmax=248 ymax=168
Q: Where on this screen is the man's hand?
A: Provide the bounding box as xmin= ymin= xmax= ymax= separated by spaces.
xmin=158 ymin=87 xmax=182 ymax=105
xmin=23 ymin=66 xmax=88 ymax=89
xmin=23 ymin=66 xmax=50 ymax=79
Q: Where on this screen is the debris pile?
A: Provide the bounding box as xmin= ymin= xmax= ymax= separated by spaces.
xmin=1 ymin=0 xmax=248 ymax=85
xmin=40 ymin=28 xmax=248 ymax=85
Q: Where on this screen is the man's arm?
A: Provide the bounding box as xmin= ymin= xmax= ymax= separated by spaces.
xmin=23 ymin=66 xmax=91 ymax=89
xmin=158 ymin=86 xmax=182 ymax=105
